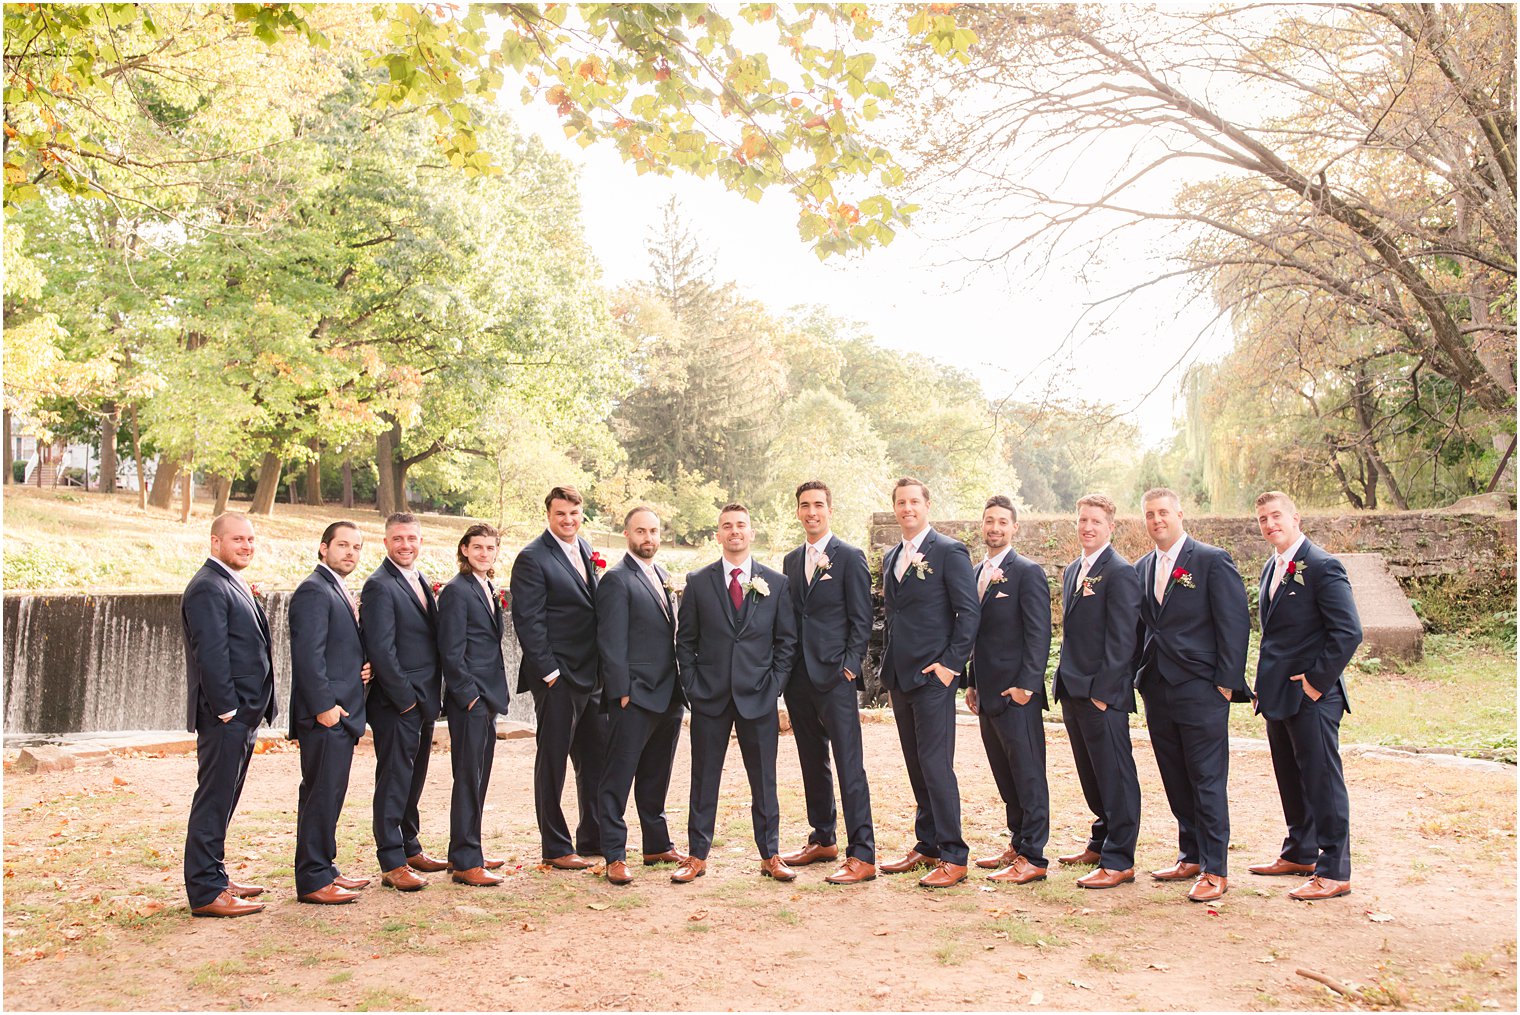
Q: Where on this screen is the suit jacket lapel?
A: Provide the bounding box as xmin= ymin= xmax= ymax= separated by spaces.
xmin=541 ymin=531 xmax=592 ymax=603
xmin=316 ymin=566 xmax=361 ymax=633
xmin=1158 ymin=539 xmax=1193 ymax=615
xmin=979 ymin=549 xmax=1010 ymax=605
xmin=386 ymin=559 xmax=431 ymax=622
xmin=712 ymin=564 xmax=739 ymax=629
xmin=734 ymin=565 xmax=766 ymax=637
xmin=626 ymin=554 xmax=671 ymax=623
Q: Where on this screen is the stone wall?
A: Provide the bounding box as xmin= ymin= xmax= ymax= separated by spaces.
xmin=868 ymin=510 xmax=1517 ymax=579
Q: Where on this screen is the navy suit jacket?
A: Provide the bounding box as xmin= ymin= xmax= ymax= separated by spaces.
xmin=436 ymin=572 xmax=511 ymax=716
xmin=1052 ymin=545 xmax=1142 ymax=711
xmin=881 ymin=527 xmax=981 ymax=692
xmin=966 ymin=550 xmax=1052 ymax=715
xmin=596 ymin=553 xmax=683 ymax=713
xmin=287 ymin=566 xmax=367 ymax=739
xmin=1255 ymin=538 xmax=1362 ymax=720
xmin=676 ymin=559 xmax=797 ymax=720
xmin=359 ymin=557 xmax=442 ymax=717
xmin=1135 ymin=537 xmax=1252 ymax=702
xmin=782 ymin=536 xmax=872 ymax=692
xmin=509 ymin=530 xmax=600 ymax=694
xmin=181 ymin=559 xmax=275 ymax=732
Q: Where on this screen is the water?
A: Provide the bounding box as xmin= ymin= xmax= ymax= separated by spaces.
xmin=2 ymin=592 xmax=534 ymax=736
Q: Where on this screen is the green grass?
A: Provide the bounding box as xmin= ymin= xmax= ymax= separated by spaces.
xmin=356 ymin=987 xmax=429 ymax=1011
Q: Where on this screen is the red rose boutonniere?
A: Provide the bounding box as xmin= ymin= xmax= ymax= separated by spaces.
xmin=1285 ymin=560 xmax=1307 ymax=585
xmin=247 ymin=582 xmax=267 ymax=605
xmin=1170 ymin=566 xmax=1196 ymax=590
xmin=496 ymin=587 xmax=510 ymax=610
xmin=590 ymin=551 xmax=607 ymax=571
xmin=431 ymin=580 xmax=443 ymax=595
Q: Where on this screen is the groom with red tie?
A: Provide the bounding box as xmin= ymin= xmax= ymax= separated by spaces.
xmin=671 ymin=503 xmax=798 ymax=884
xmin=878 ymin=478 xmax=981 ymax=888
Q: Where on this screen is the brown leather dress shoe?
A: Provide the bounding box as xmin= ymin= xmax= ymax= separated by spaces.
xmin=1076 ymin=867 xmax=1136 ymax=889
xmin=975 ymin=845 xmax=1019 ymax=870
xmin=1058 ymin=848 xmax=1102 ymax=866
xmin=1249 ymin=857 xmax=1316 ymax=877
xmin=880 ymin=849 xmax=935 ymax=874
xmin=381 ymin=866 xmax=428 ymax=892
xmin=642 ymin=850 xmax=687 ymax=866
xmin=191 ymin=890 xmax=265 ymax=917
xmin=671 ymin=856 xmax=707 ymax=883
xmin=918 ymin=860 xmax=968 ymax=888
xmin=225 ymin=880 xmax=266 ymax=898
xmin=606 ymin=860 xmax=634 ymax=886
xmin=1151 ymin=860 xmax=1202 ymax=881
xmin=482 ymin=857 xmax=506 ymax=870
xmin=452 ymin=866 xmax=504 ymax=887
xmin=779 ymin=842 xmax=839 ymax=866
xmin=824 ymin=857 xmax=877 ymax=885
xmin=1288 ymin=876 xmax=1351 ymax=901
xmin=988 ymin=856 xmax=1048 ymax=885
xmin=1187 ymin=873 xmax=1228 ymax=903
xmin=299 ymin=882 xmax=360 ymax=905
xmin=544 ymin=854 xmax=596 ymax=870
xmin=760 ymin=856 xmax=798 ymax=881
xmin=406 ymin=851 xmax=448 ymax=873
xmin=333 ymin=874 xmax=371 ymax=891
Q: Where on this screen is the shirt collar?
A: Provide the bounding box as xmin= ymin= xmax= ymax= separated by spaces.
xmin=1157 ymin=532 xmax=1188 ymax=560
xmin=1277 ymin=534 xmax=1307 ymax=564
xmin=983 ymin=546 xmax=1012 ymax=569
xmin=806 ymin=532 xmax=833 ymax=553
xmin=1081 ymin=543 xmax=1110 ymax=569
xmin=317 ymin=562 xmax=347 ymax=586
xmin=389 ymin=556 xmax=419 ymax=579
xmin=474 ymin=572 xmax=493 ymax=590
xmin=900 ymin=527 xmax=928 ymax=554
xmin=722 ymin=556 xmax=753 ymax=583
xmin=208 ymin=557 xmax=243 ymax=582
xmin=635 ymin=555 xmax=660 ymax=578
xmin=550 ymin=530 xmax=581 ymax=555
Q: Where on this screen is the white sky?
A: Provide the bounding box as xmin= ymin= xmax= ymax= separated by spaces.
xmin=506 ymin=48 xmax=1240 ymax=449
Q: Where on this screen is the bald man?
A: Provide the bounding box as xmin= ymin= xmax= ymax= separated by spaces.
xmin=182 ymin=513 xmax=276 ymax=917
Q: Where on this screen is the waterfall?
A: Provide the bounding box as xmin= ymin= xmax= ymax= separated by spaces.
xmin=3 ymin=592 xmax=535 ymax=736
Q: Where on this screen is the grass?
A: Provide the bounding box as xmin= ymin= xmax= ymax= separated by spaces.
xmin=356 ymin=987 xmax=429 ymax=1011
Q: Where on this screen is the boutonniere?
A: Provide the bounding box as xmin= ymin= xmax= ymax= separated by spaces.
xmin=986 ymin=566 xmax=1007 ymax=586
xmin=742 ymin=576 xmax=771 ymax=598
xmin=590 ymin=551 xmax=608 ymax=571
xmin=814 ymin=554 xmax=832 ymax=572
xmin=496 ymin=588 xmax=510 ymax=610
xmin=908 ymin=552 xmax=933 ymax=580
xmin=431 ymin=580 xmax=443 ymax=595
xmin=248 ymin=582 xmax=267 ymax=605
xmin=1170 ymin=566 xmax=1195 ymax=590
xmin=662 ymin=578 xmax=675 ymax=596
xmin=1286 ymin=560 xmax=1307 ymax=585
xmin=1080 ymin=574 xmax=1102 ymax=597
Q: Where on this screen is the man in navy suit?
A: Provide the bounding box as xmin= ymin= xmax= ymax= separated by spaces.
xmin=879 ymin=478 xmax=981 ymax=888
xmin=1135 ymin=487 xmax=1251 ymax=904
xmin=288 ymin=521 xmax=372 ymax=905
xmin=437 ymin=523 xmax=513 ymax=888
xmin=778 ymin=481 xmax=877 ymax=885
xmin=181 ymin=513 xmax=275 ymax=917
xmin=1249 ymin=490 xmax=1362 ymax=901
xmin=594 ymin=507 xmax=687 ymax=886
xmin=1052 ymin=493 xmax=1143 ymax=890
xmin=360 ymin=512 xmax=446 ymax=892
xmin=671 ymin=503 xmax=798 ymax=884
xmin=965 ymin=496 xmax=1052 ymax=885
xmin=510 ymin=485 xmax=609 ymax=869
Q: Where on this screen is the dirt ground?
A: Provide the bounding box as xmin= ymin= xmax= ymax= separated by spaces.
xmin=4 ymin=719 xmax=1516 ymax=1012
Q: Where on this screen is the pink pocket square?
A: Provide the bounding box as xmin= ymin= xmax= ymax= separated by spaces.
xmin=818 ymin=573 xmax=833 ymax=581
xmin=1081 ymin=586 xmax=1096 ymax=597
xmin=994 ymin=591 xmax=1010 ymax=599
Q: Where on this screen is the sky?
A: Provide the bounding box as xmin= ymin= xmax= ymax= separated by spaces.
xmin=504 ymin=38 xmax=1241 ymax=449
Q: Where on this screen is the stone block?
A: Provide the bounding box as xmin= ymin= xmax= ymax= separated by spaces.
xmin=496 ymin=721 xmax=535 ymax=741
xmin=1340 ymin=552 xmax=1424 ymax=662
xmin=15 ymin=745 xmax=74 ymax=773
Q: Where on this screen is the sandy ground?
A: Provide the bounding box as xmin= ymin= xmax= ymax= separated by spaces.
xmin=3 ymin=718 xmax=1516 ymax=1012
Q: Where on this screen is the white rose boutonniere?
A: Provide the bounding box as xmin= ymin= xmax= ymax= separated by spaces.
xmin=743 ymin=576 xmax=770 ymax=598
xmin=908 ymin=552 xmax=933 ymax=580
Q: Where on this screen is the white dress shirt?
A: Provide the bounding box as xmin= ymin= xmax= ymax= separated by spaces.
xmin=1153 ymin=532 xmax=1188 ymax=603
xmin=1269 ymin=534 xmax=1307 ymax=599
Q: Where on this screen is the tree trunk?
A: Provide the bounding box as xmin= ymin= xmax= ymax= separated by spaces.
xmin=131 ymin=405 xmax=147 ymax=510
xmin=99 ymin=404 xmax=118 ymax=494
xmin=341 ymin=455 xmax=354 ymax=509
xmin=288 ymin=463 xmax=299 ymax=504
xmin=375 ymin=422 xmax=398 ymax=516
xmin=212 ymin=475 xmax=231 ymax=516
xmin=305 ymin=439 xmax=323 ymax=506
xmin=249 ymin=452 xmax=283 ymax=515
xmin=148 ymin=457 xmax=182 ymax=509
xmin=180 ymin=469 xmax=193 ymax=524
xmin=3 ymin=408 xmax=12 ymax=485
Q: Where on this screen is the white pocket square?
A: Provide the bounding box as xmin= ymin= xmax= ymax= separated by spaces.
xmin=994 ymin=591 xmax=1010 ymax=599
xmin=818 ymin=573 xmax=833 ymax=581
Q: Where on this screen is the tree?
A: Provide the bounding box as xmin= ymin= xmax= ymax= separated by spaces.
xmin=4 ymin=3 xmax=980 ymax=257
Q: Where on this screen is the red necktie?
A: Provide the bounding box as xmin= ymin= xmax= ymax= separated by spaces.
xmin=729 ymin=567 xmax=744 ymax=611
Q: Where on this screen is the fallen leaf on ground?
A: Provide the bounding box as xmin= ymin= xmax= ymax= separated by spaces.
xmin=689 ymin=909 xmax=708 ymax=921
xmin=1069 ymin=980 xmax=1091 ymax=990
xmin=1368 ymin=912 xmax=1394 ymax=923
xmin=1147 ymin=961 xmax=1170 ymax=971
xmin=587 ymin=902 xmax=610 ymax=911
xmin=871 ymin=928 xmax=888 ymax=936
